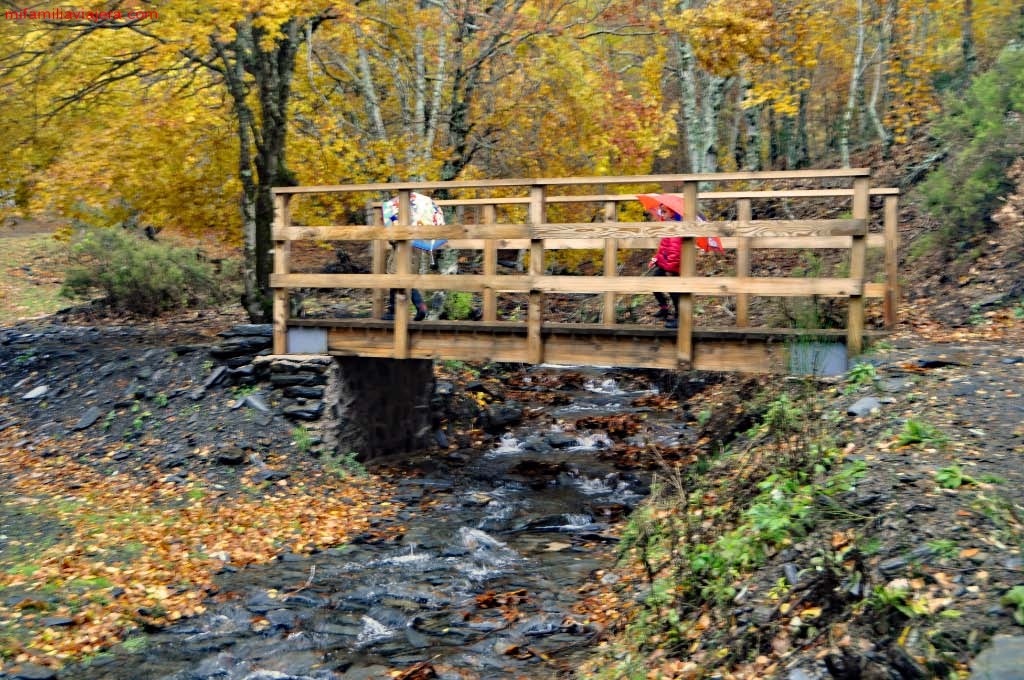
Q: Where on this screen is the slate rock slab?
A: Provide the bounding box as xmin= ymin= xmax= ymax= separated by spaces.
xmin=970 ymin=635 xmax=1024 ymax=680
xmin=72 ymin=406 xmax=103 ymax=431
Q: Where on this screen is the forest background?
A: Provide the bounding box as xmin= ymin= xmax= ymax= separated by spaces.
xmin=1 ymin=0 xmax=1022 ymax=321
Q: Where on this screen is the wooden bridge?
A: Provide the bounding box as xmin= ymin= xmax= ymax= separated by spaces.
xmin=270 ymin=169 xmax=898 ymax=374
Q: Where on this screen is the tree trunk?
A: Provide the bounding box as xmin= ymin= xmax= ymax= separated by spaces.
xmin=961 ymin=0 xmax=976 ymax=77
xmin=742 ymin=82 xmax=762 ymax=171
xmin=217 ymin=19 xmax=303 ymax=322
xmin=868 ymin=0 xmax=895 ymax=156
xmin=840 ymin=0 xmax=866 ymax=168
xmin=670 ymin=30 xmax=728 ymax=174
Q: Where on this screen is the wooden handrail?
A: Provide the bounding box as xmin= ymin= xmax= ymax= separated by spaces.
xmin=270 ymin=170 xmax=901 ymax=363
xmin=272 ymin=169 xmax=873 ymax=195
xmin=273 ymin=219 xmax=867 ymax=242
xmin=359 ymin=187 xmax=900 ymax=208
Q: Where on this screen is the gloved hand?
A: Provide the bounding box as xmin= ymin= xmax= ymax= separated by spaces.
xmin=648 ymin=257 xmax=657 ymax=269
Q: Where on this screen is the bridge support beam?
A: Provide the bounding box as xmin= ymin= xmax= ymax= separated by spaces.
xmin=330 ymin=357 xmax=436 ymax=460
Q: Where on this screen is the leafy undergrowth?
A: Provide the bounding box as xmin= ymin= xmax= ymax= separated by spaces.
xmin=0 ymin=423 xmax=399 ymax=670
xmin=577 ymin=317 xmax=1024 ymax=679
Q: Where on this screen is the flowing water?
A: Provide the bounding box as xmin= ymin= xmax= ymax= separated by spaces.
xmin=69 ymin=367 xmax=694 ymax=680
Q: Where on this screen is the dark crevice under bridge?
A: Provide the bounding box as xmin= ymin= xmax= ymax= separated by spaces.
xmin=270 ymin=169 xmax=898 ymax=376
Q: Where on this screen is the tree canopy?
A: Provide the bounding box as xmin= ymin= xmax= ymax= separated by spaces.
xmin=1 ymin=0 xmax=1020 ymax=318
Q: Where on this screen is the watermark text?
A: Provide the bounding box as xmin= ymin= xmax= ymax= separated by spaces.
xmin=4 ymin=7 xmax=159 ymax=22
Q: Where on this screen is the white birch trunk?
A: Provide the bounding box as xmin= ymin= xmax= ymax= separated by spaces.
xmin=840 ymin=0 xmax=866 ymax=168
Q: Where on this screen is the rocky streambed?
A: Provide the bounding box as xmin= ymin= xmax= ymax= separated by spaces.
xmin=0 ymin=321 xmax=696 ymax=679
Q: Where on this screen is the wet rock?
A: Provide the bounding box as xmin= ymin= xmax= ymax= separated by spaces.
xmin=546 ymin=432 xmax=579 ymax=448
xmin=480 ymin=402 xmax=524 ymax=433
xmin=246 ymin=591 xmax=282 ymax=613
xmin=342 ymin=664 xmax=391 ymax=679
xmin=266 ymin=608 xmax=299 ymax=629
xmin=516 ymin=615 xmax=563 ymax=637
xmin=404 ymin=626 xmax=430 ymax=649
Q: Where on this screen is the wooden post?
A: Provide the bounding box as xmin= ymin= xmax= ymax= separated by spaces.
xmin=370 ymin=202 xmax=387 ymax=319
xmin=272 ymin=193 xmax=291 ymax=355
xmin=677 ymin=182 xmax=697 ymax=367
xmin=735 ymin=198 xmax=752 ymax=327
xmin=603 ymin=200 xmax=618 ymax=326
xmin=528 ymin=185 xmax=545 ymax=364
xmin=847 ymin=177 xmax=869 ymax=357
xmin=883 ymin=194 xmax=899 ymax=329
xmin=482 ymin=204 xmax=498 ymax=322
xmin=394 ymin=190 xmax=412 ymax=359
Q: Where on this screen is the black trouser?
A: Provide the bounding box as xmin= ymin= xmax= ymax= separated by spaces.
xmin=388 ymin=288 xmax=425 ymax=311
xmin=650 ymin=265 xmax=679 ymax=317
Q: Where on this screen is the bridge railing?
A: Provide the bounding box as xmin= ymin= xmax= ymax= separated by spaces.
xmin=271 ymin=170 xmax=898 ymax=368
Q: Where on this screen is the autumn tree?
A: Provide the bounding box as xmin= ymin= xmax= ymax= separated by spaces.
xmin=0 ymin=2 xmax=343 ymax=321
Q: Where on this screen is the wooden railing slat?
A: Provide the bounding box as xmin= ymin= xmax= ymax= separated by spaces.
xmin=272 ymin=194 xmax=291 ymax=354
xmin=273 ymin=218 xmax=867 ymax=242
xmin=272 ymin=168 xmax=873 ymax=195
xmin=271 ymin=273 xmax=864 ymax=296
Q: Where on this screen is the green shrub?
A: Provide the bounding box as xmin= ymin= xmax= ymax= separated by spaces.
xmin=920 ymin=44 xmax=1024 ymax=249
xmin=61 ymin=227 xmax=239 ymax=315
xmin=442 ymin=291 xmax=475 ymax=320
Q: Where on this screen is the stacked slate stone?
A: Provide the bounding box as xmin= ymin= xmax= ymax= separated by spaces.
xmin=207 ymin=325 xmax=336 ymax=425
xmin=208 ymin=324 xmax=274 ymax=387
xmin=263 ymin=356 xmax=334 ymax=422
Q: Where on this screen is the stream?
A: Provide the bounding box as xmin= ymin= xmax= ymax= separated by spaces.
xmin=68 ymin=366 xmax=693 ymax=680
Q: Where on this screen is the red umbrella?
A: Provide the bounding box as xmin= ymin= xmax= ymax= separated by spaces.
xmin=636 ymin=194 xmax=724 ymax=253
xmin=636 ymin=193 xmax=687 ymax=221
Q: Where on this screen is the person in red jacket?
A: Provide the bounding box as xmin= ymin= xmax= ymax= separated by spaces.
xmin=649 ymin=237 xmax=682 ymax=328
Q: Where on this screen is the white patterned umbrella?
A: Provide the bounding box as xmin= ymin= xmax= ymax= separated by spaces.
xmin=382 ymin=192 xmax=447 ymax=251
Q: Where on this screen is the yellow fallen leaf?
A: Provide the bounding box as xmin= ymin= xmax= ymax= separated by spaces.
xmin=544 ymin=542 xmax=572 ymax=552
